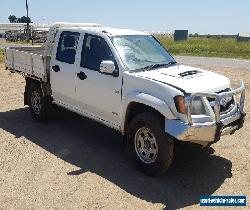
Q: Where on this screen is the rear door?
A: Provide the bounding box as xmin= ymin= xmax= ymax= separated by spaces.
xmin=50 ymin=31 xmax=80 ymax=107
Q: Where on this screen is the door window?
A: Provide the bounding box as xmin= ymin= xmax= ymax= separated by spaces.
xmin=56 ymin=31 xmax=80 ymax=64
xmin=80 ymin=34 xmax=116 ymax=71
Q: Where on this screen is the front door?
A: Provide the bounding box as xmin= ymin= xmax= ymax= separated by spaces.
xmin=75 ymin=33 xmax=122 ymax=126
xmin=50 ymin=31 xmax=80 ymax=107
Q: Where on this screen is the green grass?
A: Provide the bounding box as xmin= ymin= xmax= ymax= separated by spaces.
xmin=0 ymin=49 xmax=3 ymax=64
xmin=6 ymin=40 xmax=32 ymax=44
xmin=157 ymin=37 xmax=250 ymax=60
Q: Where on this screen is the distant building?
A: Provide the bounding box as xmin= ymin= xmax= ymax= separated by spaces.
xmin=0 ymin=23 xmax=27 ymax=34
xmin=0 ymin=23 xmax=50 ymax=41
xmin=237 ymin=33 xmax=250 ymax=41
xmin=0 ymin=23 xmax=50 ymax=35
xmin=174 ymin=30 xmax=188 ymax=41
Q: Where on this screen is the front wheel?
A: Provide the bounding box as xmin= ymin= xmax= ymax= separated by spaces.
xmin=126 ymin=112 xmax=174 ymax=176
xmin=28 ymin=83 xmax=52 ymax=122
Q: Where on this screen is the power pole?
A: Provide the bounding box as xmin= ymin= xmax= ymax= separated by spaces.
xmin=26 ymin=0 xmax=30 ymax=40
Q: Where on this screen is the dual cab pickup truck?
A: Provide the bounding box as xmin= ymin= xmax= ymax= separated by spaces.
xmin=4 ymin=22 xmax=246 ymax=176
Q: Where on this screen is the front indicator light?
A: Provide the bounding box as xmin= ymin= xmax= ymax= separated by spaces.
xmin=174 ymin=95 xmax=186 ymax=114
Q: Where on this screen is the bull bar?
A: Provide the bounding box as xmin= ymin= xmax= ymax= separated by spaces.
xmin=165 ymin=80 xmax=246 ymax=144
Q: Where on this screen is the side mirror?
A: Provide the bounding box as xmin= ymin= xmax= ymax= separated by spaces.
xmin=100 ymin=60 xmax=116 ymax=75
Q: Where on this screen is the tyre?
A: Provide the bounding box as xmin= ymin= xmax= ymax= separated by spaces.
xmin=126 ymin=112 xmax=174 ymax=176
xmin=28 ymin=83 xmax=52 ymax=122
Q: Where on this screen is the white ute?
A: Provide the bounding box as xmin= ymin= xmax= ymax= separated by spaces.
xmin=4 ymin=23 xmax=246 ymax=176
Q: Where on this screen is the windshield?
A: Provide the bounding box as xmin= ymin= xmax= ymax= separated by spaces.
xmin=111 ymin=35 xmax=176 ymax=71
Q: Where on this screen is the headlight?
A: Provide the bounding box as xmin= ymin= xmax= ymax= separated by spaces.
xmin=174 ymin=95 xmax=207 ymax=115
xmin=191 ymin=96 xmax=207 ymax=115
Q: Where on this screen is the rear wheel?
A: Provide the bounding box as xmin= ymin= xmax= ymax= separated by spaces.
xmin=126 ymin=112 xmax=174 ymax=176
xmin=28 ymin=83 xmax=52 ymax=122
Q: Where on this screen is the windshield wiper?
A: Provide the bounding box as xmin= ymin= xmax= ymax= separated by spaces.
xmin=142 ymin=61 xmax=178 ymax=71
xmin=131 ymin=61 xmax=178 ymax=73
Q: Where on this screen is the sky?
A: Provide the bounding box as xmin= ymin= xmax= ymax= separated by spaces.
xmin=0 ymin=0 xmax=249 ymax=34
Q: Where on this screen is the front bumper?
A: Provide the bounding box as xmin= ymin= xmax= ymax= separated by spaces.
xmin=165 ymin=80 xmax=246 ymax=143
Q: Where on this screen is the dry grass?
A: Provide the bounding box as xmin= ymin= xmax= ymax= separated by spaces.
xmin=0 ymin=49 xmax=3 ymax=63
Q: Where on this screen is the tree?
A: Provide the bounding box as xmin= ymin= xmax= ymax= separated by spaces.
xmin=194 ymin=33 xmax=199 ymax=37
xmin=8 ymin=15 xmax=32 ymax=23
xmin=17 ymin=16 xmax=32 ymax=23
xmin=8 ymin=15 xmax=17 ymax=23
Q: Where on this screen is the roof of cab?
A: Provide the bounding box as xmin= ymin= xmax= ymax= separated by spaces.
xmin=60 ymin=26 xmax=149 ymax=36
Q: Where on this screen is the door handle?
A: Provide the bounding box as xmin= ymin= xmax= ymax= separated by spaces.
xmin=52 ymin=65 xmax=60 ymax=72
xmin=77 ymin=71 xmax=87 ymax=80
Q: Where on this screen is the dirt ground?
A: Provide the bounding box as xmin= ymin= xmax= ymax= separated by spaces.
xmin=0 ymin=63 xmax=249 ymax=210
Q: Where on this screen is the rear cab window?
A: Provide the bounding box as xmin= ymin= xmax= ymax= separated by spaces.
xmin=56 ymin=31 xmax=80 ymax=64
